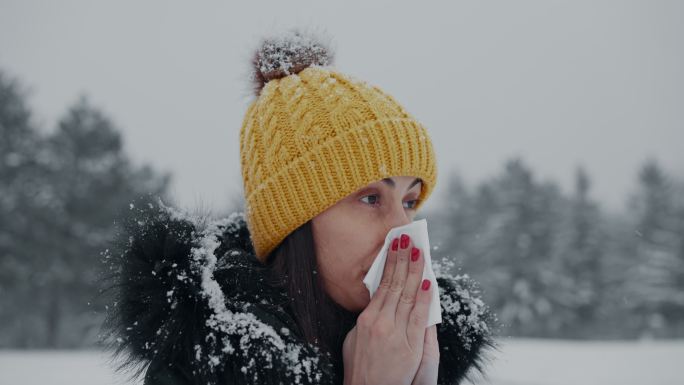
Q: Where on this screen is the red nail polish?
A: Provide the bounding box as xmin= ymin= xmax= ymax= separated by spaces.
xmin=400 ymin=234 xmax=409 ymax=249
xmin=411 ymin=247 xmax=420 ymax=261
xmin=391 ymin=238 xmax=399 ymax=251
xmin=421 ymin=279 xmax=431 ymax=291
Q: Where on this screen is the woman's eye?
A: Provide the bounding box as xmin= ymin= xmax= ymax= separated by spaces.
xmin=360 ymin=194 xmax=420 ymax=209
xmin=360 ymin=194 xmax=380 ymax=206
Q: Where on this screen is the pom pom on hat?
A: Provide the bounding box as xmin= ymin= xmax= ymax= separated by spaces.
xmin=250 ymin=27 xmax=335 ymax=96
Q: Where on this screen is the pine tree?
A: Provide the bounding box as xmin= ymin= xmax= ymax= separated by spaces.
xmin=550 ymin=166 xmax=606 ymax=337
xmin=627 ymin=159 xmax=684 ymax=337
xmin=0 ymin=70 xmax=52 ymax=347
xmin=0 ymin=69 xmax=172 ymax=347
xmin=473 ymin=158 xmax=564 ymax=336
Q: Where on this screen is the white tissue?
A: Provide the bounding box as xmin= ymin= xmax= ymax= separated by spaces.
xmin=362 ymin=218 xmax=442 ymax=327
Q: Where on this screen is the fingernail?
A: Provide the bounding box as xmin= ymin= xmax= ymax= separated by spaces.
xmin=411 ymin=247 xmax=420 ymax=261
xmin=400 ymin=234 xmax=410 ymax=249
xmin=421 ymin=279 xmax=431 ymax=291
xmin=391 ymin=238 xmax=399 ymax=251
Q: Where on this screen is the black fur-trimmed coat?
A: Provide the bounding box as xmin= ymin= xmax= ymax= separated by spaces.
xmin=102 ymin=198 xmax=497 ymax=385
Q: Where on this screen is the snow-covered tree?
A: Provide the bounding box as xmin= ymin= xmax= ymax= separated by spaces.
xmin=625 ymin=159 xmax=684 ymax=337
xmin=548 ymin=166 xmax=607 ymax=337
xmin=0 ymin=69 xmax=172 ymax=347
xmin=0 ymin=70 xmax=51 ymax=347
xmin=444 ymin=158 xmax=563 ymax=337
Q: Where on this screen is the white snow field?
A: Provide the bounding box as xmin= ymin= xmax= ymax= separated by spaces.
xmin=464 ymin=338 xmax=684 ymax=385
xmin=0 ymin=339 xmax=682 ymax=385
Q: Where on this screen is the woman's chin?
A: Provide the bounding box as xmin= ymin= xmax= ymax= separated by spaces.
xmin=341 ymin=291 xmax=371 ymax=313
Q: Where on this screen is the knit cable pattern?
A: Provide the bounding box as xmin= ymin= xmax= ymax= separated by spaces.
xmin=239 ymin=66 xmax=437 ymax=261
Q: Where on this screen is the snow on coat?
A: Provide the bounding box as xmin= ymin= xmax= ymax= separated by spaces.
xmin=101 ymin=197 xmax=497 ymax=385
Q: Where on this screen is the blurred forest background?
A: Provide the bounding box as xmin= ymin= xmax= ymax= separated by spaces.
xmin=1 ymin=67 xmax=683 ymax=348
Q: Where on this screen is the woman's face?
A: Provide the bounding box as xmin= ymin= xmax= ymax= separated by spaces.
xmin=311 ymin=175 xmax=423 ymax=313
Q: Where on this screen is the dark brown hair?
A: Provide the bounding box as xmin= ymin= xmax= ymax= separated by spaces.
xmin=261 ymin=219 xmax=359 ymax=373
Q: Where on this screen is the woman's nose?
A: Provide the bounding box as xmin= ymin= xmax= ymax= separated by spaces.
xmin=382 ymin=203 xmax=412 ymax=234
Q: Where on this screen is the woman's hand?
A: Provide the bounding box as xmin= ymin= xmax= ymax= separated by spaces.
xmin=411 ymin=325 xmax=440 ymax=385
xmin=343 ymin=234 xmax=434 ymax=385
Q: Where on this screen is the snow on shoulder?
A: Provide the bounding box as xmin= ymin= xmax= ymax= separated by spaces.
xmin=156 ymin=199 xmax=324 ymax=383
xmin=102 ymin=197 xmax=328 ymax=384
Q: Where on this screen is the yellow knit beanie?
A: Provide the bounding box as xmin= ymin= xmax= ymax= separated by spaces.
xmin=239 ymin=29 xmax=438 ymax=262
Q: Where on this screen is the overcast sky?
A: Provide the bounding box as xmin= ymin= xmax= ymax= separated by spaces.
xmin=1 ymin=0 xmax=682 ymax=215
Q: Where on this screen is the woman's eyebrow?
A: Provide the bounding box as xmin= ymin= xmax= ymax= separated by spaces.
xmin=380 ymin=178 xmax=422 ymax=191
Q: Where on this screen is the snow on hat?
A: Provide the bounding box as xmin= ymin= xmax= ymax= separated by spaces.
xmin=239 ymin=27 xmax=438 ymax=262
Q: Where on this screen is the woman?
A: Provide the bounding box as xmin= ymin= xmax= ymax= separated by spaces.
xmin=103 ymin=29 xmax=496 ymax=385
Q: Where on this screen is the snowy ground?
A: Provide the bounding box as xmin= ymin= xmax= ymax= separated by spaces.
xmin=464 ymin=338 xmax=684 ymax=385
xmin=1 ymin=339 xmax=682 ymax=385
